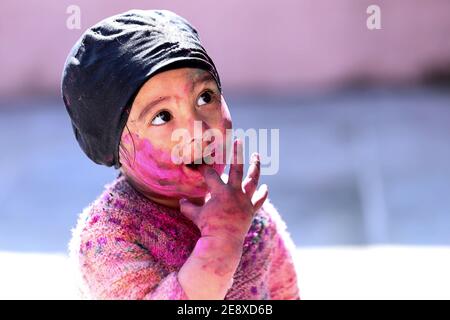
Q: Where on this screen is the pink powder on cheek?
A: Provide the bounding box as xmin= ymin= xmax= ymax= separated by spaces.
xmin=122 ymin=133 xmax=209 ymax=197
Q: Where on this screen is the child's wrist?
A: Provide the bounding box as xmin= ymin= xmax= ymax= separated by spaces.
xmin=179 ymin=236 xmax=242 ymax=299
xmin=193 ymin=235 xmax=243 ymax=259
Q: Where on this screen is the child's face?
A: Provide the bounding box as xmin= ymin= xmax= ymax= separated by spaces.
xmin=119 ymin=68 xmax=232 ymax=203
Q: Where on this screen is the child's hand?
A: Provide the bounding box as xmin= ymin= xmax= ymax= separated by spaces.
xmin=179 ymin=139 xmax=269 ymax=246
xmin=178 ymin=139 xmax=268 ymax=299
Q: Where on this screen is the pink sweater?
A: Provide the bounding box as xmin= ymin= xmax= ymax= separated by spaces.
xmin=68 ymin=173 xmax=300 ymax=300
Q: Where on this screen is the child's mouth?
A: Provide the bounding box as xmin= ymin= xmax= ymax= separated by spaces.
xmin=185 ymin=162 xmax=203 ymax=171
xmin=184 ymin=151 xmax=216 ymax=172
xmin=185 ymin=158 xmax=211 ymax=171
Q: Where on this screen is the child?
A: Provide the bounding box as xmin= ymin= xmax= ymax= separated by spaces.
xmin=63 ymin=9 xmax=300 ymax=300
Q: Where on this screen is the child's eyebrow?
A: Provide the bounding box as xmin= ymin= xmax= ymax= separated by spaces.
xmin=138 ymin=96 xmax=170 ymax=121
xmin=137 ymin=72 xmax=216 ymax=121
xmin=194 ymin=72 xmax=216 ymax=87
xmin=184 ymin=71 xmax=217 ymax=95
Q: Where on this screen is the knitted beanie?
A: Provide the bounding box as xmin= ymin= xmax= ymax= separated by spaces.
xmin=61 ymin=9 xmax=221 ymax=168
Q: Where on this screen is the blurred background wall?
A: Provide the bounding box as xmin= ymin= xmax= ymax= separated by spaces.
xmin=1 ymin=0 xmax=450 ymax=97
xmin=1 ymin=0 xmax=450 ymax=253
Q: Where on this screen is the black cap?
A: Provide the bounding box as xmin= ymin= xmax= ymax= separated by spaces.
xmin=61 ymin=9 xmax=222 ymax=168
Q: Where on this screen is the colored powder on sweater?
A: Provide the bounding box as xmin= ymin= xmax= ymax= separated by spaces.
xmin=68 ymin=173 xmax=300 ymax=300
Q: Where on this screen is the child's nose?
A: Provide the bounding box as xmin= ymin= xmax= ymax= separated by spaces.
xmin=177 ymin=117 xmax=212 ymax=161
xmin=180 ymin=110 xmax=211 ymax=135
xmin=187 ymin=139 xmax=215 ymax=162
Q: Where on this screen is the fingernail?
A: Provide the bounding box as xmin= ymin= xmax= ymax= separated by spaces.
xmin=251 ymin=153 xmax=259 ymax=163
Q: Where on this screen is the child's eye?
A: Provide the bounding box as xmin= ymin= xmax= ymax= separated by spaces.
xmin=197 ymin=90 xmax=215 ymax=106
xmin=151 ymin=110 xmax=172 ymax=125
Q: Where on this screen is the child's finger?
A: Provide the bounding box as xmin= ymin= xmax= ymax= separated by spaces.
xmin=243 ymin=153 xmax=260 ymax=197
xmin=251 ymin=184 xmax=268 ymax=212
xmin=228 ymin=139 xmax=244 ymax=189
xmin=199 ymin=165 xmax=225 ymax=194
xmin=179 ymin=198 xmax=201 ymax=223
